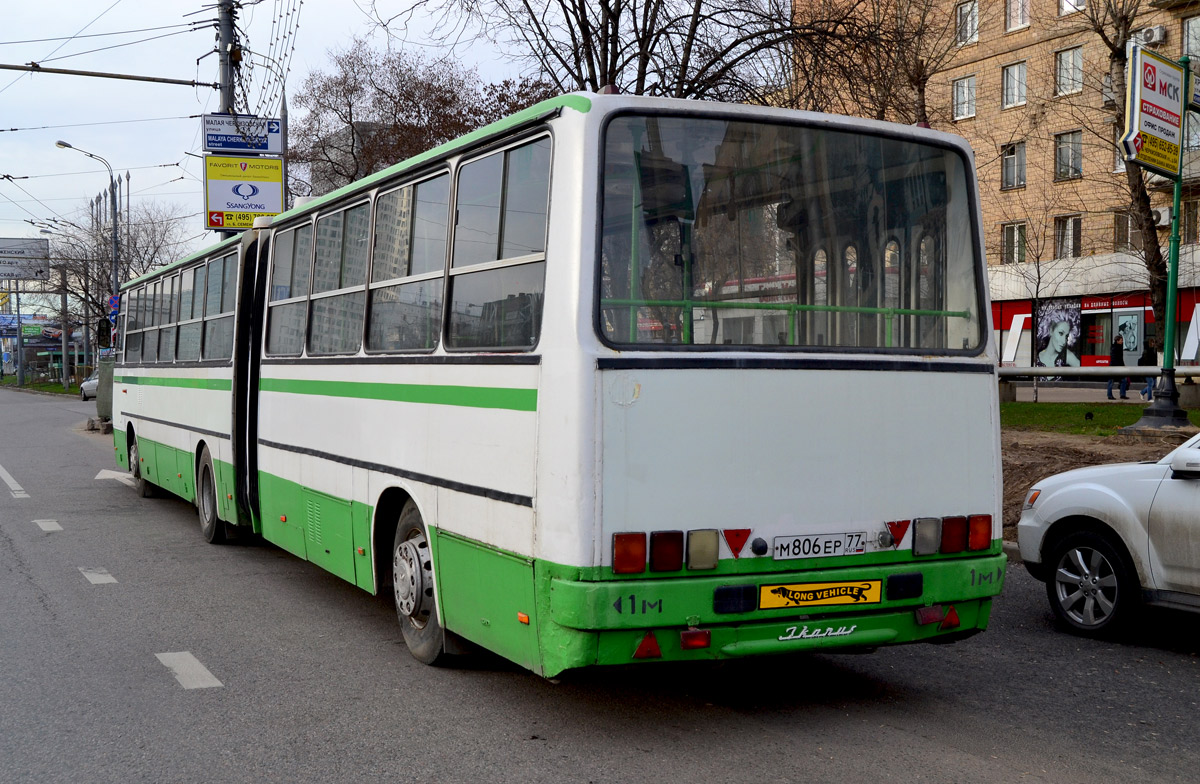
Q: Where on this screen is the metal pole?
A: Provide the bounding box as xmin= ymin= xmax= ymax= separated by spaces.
xmin=1129 ymin=54 xmax=1191 ymax=429
xmin=218 ymin=0 xmax=236 ymax=114
xmin=15 ymin=281 xmax=24 ymax=386
xmin=61 ymin=267 xmax=69 ymax=390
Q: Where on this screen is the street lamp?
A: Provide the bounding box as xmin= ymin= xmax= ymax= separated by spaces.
xmin=55 ymin=141 xmax=119 ymax=308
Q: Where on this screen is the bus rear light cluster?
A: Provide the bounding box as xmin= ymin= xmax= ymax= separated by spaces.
xmin=613 ymin=529 xmax=722 ymax=574
xmin=916 ymin=604 xmax=962 ymax=630
xmin=912 ymin=515 xmax=992 ymax=556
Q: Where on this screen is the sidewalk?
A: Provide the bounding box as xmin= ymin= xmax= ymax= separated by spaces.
xmin=1009 ymin=383 xmax=1149 ymax=403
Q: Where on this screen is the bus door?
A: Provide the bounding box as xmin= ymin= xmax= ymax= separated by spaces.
xmin=232 ymin=232 xmax=271 ymax=530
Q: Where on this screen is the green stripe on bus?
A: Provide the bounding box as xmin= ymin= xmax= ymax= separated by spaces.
xmin=259 ymin=377 xmax=538 ymax=411
xmin=114 ymin=376 xmax=233 ymax=391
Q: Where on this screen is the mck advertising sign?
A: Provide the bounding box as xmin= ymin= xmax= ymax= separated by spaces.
xmin=1121 ymin=45 xmax=1185 ymax=177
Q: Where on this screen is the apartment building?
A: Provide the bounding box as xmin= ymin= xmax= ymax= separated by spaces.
xmin=937 ymin=0 xmax=1200 ymax=365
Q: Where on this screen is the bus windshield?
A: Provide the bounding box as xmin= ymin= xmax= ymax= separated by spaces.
xmin=599 ymin=114 xmax=983 ymax=352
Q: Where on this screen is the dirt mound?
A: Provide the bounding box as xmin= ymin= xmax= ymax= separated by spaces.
xmin=1000 ymin=430 xmax=1186 ymax=536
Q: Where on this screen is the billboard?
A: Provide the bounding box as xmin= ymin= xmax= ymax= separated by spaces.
xmin=0 ymin=238 xmax=50 ymax=280
xmin=1121 ymin=45 xmax=1184 ymax=178
xmin=204 ymin=155 xmax=284 ymax=230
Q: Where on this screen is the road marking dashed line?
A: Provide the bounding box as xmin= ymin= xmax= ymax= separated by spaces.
xmin=78 ymin=567 xmax=117 ymax=585
xmin=155 ymin=652 xmax=223 ymax=689
xmin=0 ymin=462 xmax=29 ymax=498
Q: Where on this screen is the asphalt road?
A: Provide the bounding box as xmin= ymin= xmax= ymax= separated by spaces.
xmin=1 ymin=386 xmax=1198 ymax=783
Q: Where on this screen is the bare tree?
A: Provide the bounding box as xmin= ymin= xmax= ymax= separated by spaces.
xmin=38 ymin=202 xmax=194 ymax=348
xmin=1067 ymin=0 xmax=1171 ymax=332
xmin=366 ymin=0 xmax=867 ymax=102
xmin=289 ymin=38 xmax=556 ymax=196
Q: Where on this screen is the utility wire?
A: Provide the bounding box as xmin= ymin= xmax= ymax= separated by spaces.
xmin=38 ymin=29 xmax=204 ymax=64
xmin=0 ymin=115 xmax=200 ymax=133
xmin=0 ymin=0 xmax=124 ymax=95
xmin=0 ymin=22 xmax=200 ymax=46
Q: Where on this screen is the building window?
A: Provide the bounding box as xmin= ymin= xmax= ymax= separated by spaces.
xmin=956 ymin=1 xmax=978 ymax=45
xmin=1054 ymin=215 xmax=1082 ymax=258
xmin=1055 ymin=48 xmax=1083 ymax=95
xmin=1001 ymin=142 xmax=1026 ymax=189
xmin=1186 ymin=16 xmax=1200 ymax=56
xmin=1002 ymin=62 xmax=1027 ymax=108
xmin=1007 ymin=0 xmax=1029 ymax=29
xmin=953 ymin=76 xmax=976 ymax=120
xmin=1002 ymin=223 xmax=1027 ymax=264
xmin=1113 ymin=126 xmax=1127 ymax=172
xmin=1114 ymin=212 xmax=1143 ymax=252
xmin=1059 ymin=0 xmax=1085 ymax=15
xmin=1185 ymin=200 xmax=1200 ymax=245
xmin=1055 ymin=131 xmax=1083 ymax=180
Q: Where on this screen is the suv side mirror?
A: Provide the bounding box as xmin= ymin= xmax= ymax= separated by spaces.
xmin=1169 ymin=447 xmax=1200 ymax=479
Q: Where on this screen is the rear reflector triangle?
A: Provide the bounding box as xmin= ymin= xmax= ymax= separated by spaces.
xmin=633 ymin=632 xmax=662 ymax=659
xmin=885 ymin=520 xmax=911 ymax=548
xmin=722 ymin=529 xmax=751 ymax=558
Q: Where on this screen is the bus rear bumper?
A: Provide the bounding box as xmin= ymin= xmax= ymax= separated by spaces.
xmin=539 ymin=554 xmax=1005 ymax=674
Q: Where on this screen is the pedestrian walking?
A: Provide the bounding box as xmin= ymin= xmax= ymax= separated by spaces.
xmin=1138 ymin=339 xmax=1157 ymax=401
xmin=1107 ymin=334 xmax=1130 ymax=399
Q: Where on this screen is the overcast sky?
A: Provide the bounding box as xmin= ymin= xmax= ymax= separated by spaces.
xmin=0 ymin=1 xmax=509 ymax=254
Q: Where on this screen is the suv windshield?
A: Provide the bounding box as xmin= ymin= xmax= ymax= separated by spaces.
xmin=599 ymin=114 xmax=982 ymax=352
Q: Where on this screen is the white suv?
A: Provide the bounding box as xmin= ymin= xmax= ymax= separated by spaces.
xmin=1018 ymin=433 xmax=1200 ymax=635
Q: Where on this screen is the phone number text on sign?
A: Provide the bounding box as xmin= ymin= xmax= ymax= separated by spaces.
xmin=207 ymin=211 xmax=272 ymax=230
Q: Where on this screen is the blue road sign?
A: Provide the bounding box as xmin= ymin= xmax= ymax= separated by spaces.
xmin=203 ymin=114 xmax=283 ymax=154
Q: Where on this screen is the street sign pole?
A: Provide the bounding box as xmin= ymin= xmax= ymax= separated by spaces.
xmin=14 ymin=281 xmax=23 ymax=387
xmin=1129 ymin=50 xmax=1190 ymax=428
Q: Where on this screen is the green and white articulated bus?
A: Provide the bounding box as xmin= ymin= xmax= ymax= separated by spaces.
xmin=112 ymin=92 xmax=1005 ymax=677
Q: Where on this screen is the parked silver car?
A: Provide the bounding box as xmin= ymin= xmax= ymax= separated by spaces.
xmin=1018 ymin=432 xmax=1200 ymax=636
xmin=80 ymin=372 xmax=99 ymax=401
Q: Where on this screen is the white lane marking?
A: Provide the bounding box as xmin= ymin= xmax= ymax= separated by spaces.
xmin=34 ymin=519 xmax=63 ymax=532
xmin=78 ymin=567 xmax=117 ymax=584
xmin=95 ymin=469 xmax=135 ymax=488
xmin=0 ymin=462 xmax=29 ymax=498
xmin=155 ymin=652 xmax=224 ymax=689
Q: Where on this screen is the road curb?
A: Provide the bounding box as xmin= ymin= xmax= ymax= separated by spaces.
xmin=1002 ymin=541 xmax=1021 ymax=563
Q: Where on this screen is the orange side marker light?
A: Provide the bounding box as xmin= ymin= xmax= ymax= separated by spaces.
xmin=517 ymin=612 xmax=530 ymax=625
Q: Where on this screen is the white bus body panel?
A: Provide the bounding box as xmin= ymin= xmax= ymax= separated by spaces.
xmin=597 ymin=365 xmax=1001 ymax=560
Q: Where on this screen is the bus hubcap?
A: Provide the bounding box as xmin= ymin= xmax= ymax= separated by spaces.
xmin=393 ymin=535 xmax=428 ymax=623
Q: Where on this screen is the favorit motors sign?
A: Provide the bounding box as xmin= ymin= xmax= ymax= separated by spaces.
xmin=203 ymin=155 xmax=284 ymax=230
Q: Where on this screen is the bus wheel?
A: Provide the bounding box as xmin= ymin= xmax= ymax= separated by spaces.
xmin=393 ymin=502 xmax=445 ymax=665
xmin=129 ymin=437 xmax=156 ymax=498
xmin=197 ymin=447 xmax=227 ymax=544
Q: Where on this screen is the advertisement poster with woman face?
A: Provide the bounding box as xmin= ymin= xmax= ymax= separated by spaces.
xmin=1035 ymin=298 xmax=1081 ymax=374
xmin=1117 ymin=314 xmax=1139 ymax=353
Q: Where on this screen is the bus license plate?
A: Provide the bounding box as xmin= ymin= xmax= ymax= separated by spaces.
xmin=773 ymin=532 xmax=867 ymax=560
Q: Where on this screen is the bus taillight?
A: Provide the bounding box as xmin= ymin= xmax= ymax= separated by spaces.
xmin=940 ymin=517 xmax=968 ymax=553
xmin=650 ymin=531 xmax=684 ymax=571
xmin=968 ymin=515 xmax=992 ymax=550
xmin=914 ymin=515 xmax=993 ymax=556
xmin=613 ymin=533 xmax=647 ymax=573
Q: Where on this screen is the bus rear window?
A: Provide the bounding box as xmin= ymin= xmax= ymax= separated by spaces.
xmin=599 ymin=115 xmax=983 ymax=352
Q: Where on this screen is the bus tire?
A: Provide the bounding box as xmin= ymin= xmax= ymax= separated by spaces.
xmin=197 ymin=447 xmax=227 ymax=544
xmin=393 ymin=502 xmax=445 ymax=665
xmin=129 ymin=436 xmax=156 ymax=498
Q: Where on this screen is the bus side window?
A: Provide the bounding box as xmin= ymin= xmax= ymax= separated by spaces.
xmin=308 ymin=204 xmax=368 ymax=355
xmin=266 ymin=226 xmax=312 ymax=357
xmin=447 ymin=137 xmax=550 ymax=350
xmin=367 ymin=173 xmax=449 ymax=352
